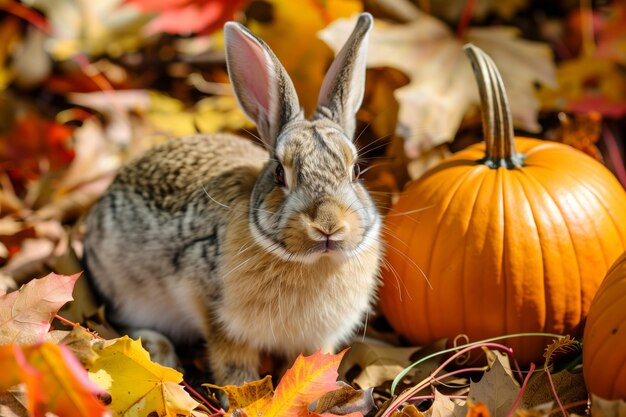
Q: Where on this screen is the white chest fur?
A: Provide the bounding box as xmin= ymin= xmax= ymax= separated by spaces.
xmin=218 ymin=246 xmax=380 ymax=357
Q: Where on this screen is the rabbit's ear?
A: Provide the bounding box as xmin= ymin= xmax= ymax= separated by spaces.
xmin=316 ymin=13 xmax=373 ymax=139
xmin=224 ymin=22 xmax=301 ymax=149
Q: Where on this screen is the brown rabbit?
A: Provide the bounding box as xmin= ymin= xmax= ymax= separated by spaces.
xmin=84 ymin=13 xmax=382 ymax=386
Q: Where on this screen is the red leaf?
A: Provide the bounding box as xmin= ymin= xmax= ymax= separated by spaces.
xmin=125 ymin=0 xmax=248 ymax=35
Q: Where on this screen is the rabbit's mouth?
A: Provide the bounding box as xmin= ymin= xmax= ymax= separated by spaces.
xmin=313 ymin=238 xmax=341 ymax=253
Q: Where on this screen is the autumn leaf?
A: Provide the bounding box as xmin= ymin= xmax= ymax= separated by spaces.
xmin=208 ymin=350 xmax=350 ymax=417
xmin=319 ymin=12 xmax=556 ymax=160
xmin=24 ymin=0 xmax=152 ymax=59
xmin=87 ymin=336 xmax=198 ymax=417
xmin=0 ymin=342 xmax=108 ymax=417
xmin=205 ymin=375 xmax=274 ymax=416
xmin=538 ymin=57 xmax=626 ymax=118
xmin=0 ymin=109 xmax=75 ymax=194
xmin=0 ymin=272 xmax=80 ymax=345
xmin=427 ymin=390 xmax=466 ymax=417
xmin=269 ymin=350 xmax=348 ymax=416
xmin=466 ymin=403 xmax=491 ymax=417
xmin=337 ymin=341 xmax=442 ymax=389
xmin=125 ymin=0 xmax=248 ymax=35
xmin=467 ymin=359 xmax=520 ymax=417
xmin=313 ymin=384 xmax=375 ymax=416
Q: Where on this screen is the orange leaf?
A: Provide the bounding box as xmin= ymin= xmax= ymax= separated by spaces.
xmin=0 ymin=342 xmax=107 ymax=417
xmin=0 ymin=273 xmax=80 ymax=344
xmin=0 ymin=344 xmax=43 ymax=415
xmin=466 ymin=403 xmax=491 ymax=417
xmin=267 ymin=350 xmax=347 ymax=417
xmin=209 ymin=351 xmax=350 ymax=417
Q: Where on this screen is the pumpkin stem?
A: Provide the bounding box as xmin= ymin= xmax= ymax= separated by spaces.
xmin=464 ymin=44 xmax=525 ymax=169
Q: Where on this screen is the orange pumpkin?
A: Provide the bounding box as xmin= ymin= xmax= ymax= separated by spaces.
xmin=583 ymin=251 xmax=626 ymax=399
xmin=379 ymin=45 xmax=626 ymax=364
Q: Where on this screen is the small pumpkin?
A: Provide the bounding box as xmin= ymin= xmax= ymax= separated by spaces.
xmin=583 ymin=251 xmax=626 ymax=399
xmin=379 ymin=45 xmax=626 ymax=364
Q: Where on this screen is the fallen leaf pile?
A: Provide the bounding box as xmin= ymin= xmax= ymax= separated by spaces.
xmin=1 ymin=0 xmax=626 ymax=416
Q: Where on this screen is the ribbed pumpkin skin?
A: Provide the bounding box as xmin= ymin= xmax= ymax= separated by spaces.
xmin=380 ymin=137 xmax=626 ymax=364
xmin=583 ymin=251 xmax=626 ymax=399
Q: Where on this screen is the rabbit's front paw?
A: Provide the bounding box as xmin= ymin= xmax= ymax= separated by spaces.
xmin=130 ymin=329 xmax=182 ymax=371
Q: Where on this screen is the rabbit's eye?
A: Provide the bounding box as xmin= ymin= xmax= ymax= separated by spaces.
xmin=351 ymin=163 xmax=361 ymax=181
xmin=275 ymin=163 xmax=286 ymax=186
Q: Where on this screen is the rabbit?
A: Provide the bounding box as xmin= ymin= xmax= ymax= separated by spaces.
xmin=83 ymin=12 xmax=381 ymax=386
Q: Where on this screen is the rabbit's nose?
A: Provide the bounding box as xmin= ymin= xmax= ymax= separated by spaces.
xmin=310 ymin=222 xmax=349 ymax=242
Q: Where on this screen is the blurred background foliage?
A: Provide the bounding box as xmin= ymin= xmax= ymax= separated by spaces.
xmin=0 ymin=0 xmax=625 ymax=286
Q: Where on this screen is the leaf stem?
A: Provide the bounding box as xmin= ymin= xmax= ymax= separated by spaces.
xmin=53 ymin=314 xmax=104 ymax=340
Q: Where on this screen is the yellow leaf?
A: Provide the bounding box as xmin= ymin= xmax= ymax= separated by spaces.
xmin=205 ymin=375 xmax=274 ymax=417
xmin=247 ymin=0 xmax=362 ymax=114
xmin=88 ymin=336 xmax=198 ymax=417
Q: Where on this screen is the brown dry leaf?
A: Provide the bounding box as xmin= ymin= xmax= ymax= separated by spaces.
xmin=247 ymin=0 xmax=362 ymax=114
xmin=390 ymin=404 xmax=425 ymax=417
xmin=591 ymin=395 xmax=626 ymax=417
xmin=467 ymin=359 xmax=520 ymax=417
xmin=426 ymin=390 xmax=466 ymax=417
xmin=0 ymin=220 xmax=67 ymax=284
xmin=11 ymin=27 xmax=51 ymax=89
xmin=319 ymin=12 xmax=556 ymax=159
xmin=0 ymin=389 xmax=29 ymax=417
xmin=314 ymin=383 xmax=376 ymax=416
xmin=520 ymin=370 xmax=586 ymax=411
xmin=554 ymin=112 xmax=603 ymax=161
xmin=338 ymin=341 xmax=441 ymax=390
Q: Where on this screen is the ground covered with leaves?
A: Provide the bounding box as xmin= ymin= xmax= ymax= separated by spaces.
xmin=1 ymin=0 xmax=626 ymax=416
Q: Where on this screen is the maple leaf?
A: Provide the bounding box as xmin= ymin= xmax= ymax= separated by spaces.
xmin=319 ymin=12 xmax=556 ymax=160
xmin=0 ymin=342 xmax=108 ymax=417
xmin=125 ymin=0 xmax=248 ymax=35
xmin=87 ymin=336 xmax=198 ymax=417
xmin=208 ymin=350 xmax=350 ymax=417
xmin=0 ymin=273 xmax=80 ymax=345
xmin=269 ymin=350 xmax=347 ymax=417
